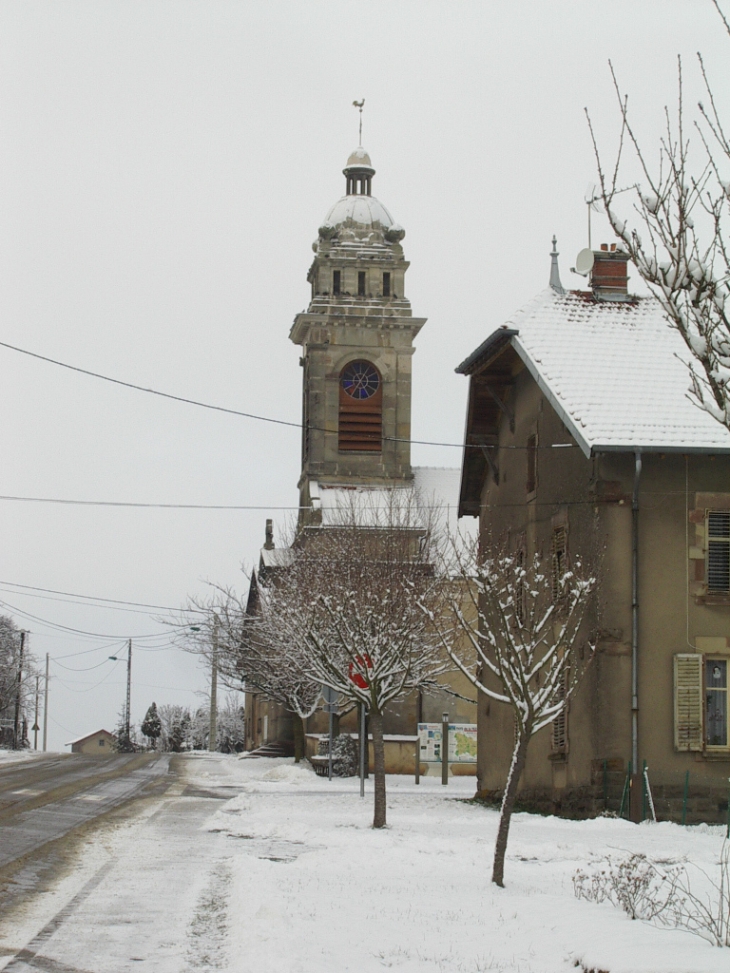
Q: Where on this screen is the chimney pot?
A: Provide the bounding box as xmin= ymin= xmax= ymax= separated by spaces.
xmin=610 ymin=243 xmax=617 ymax=252
xmin=264 ymin=518 xmax=275 ymax=550
xmin=600 ymin=243 xmax=609 ymax=251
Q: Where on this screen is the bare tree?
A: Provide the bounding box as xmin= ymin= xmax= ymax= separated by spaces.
xmin=241 ymin=577 xmax=325 ymax=761
xmin=0 ymin=616 xmax=38 ymax=749
xmin=179 ymin=581 xmax=323 ymax=761
xmin=587 ymin=1 xmax=730 ymax=428
xmin=426 ymin=538 xmax=596 ymax=887
xmin=299 ymin=494 xmax=453 ymax=829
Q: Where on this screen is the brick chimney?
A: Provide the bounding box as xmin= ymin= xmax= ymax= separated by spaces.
xmin=591 ymin=243 xmax=630 ymax=301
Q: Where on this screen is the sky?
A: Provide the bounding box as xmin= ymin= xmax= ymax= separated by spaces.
xmin=0 ymin=1 xmax=728 ymax=749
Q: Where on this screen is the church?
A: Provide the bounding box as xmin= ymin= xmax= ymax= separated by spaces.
xmin=243 ymin=142 xmax=476 ymax=759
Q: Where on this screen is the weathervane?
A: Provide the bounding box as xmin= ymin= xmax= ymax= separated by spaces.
xmin=352 ymin=99 xmax=365 ymax=145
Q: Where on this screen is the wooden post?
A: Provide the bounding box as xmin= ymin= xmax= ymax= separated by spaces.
xmin=441 ymin=713 xmax=449 ymax=786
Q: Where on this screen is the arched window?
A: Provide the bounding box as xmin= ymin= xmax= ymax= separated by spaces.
xmin=339 ymin=360 xmax=382 ymax=452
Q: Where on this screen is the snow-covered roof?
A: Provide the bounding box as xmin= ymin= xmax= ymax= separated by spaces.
xmin=66 ymin=729 xmax=113 ymax=746
xmin=260 ymin=548 xmax=295 ymax=570
xmin=344 ymin=146 xmax=374 ymax=170
xmin=413 ymin=467 xmax=478 ymax=542
xmin=310 ymin=469 xmax=478 ymax=541
xmin=323 ymin=194 xmax=394 ymax=231
xmin=463 ymin=288 xmax=730 ymax=456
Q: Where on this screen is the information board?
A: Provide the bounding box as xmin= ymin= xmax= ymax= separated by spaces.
xmin=417 ymin=722 xmax=477 ymax=763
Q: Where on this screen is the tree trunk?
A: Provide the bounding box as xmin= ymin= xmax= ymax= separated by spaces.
xmin=370 ymin=708 xmax=387 ymax=828
xmin=292 ymin=712 xmax=306 ymax=763
xmin=491 ymin=724 xmax=532 ymax=887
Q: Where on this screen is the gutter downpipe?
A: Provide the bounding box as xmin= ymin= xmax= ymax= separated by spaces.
xmin=630 ymin=450 xmax=642 ymax=822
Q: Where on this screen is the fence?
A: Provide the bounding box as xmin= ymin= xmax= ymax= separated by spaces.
xmin=593 ymin=759 xmax=730 ymax=827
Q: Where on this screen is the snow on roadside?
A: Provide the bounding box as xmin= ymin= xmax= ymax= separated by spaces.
xmin=0 ymin=748 xmax=53 ymax=764
xmin=193 ymin=755 xmax=729 ymax=973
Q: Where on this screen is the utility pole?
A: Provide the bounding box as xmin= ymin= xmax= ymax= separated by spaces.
xmin=125 ymin=639 xmax=132 ymax=743
xmin=33 ymin=675 xmax=40 ymax=750
xmin=13 ymin=631 xmax=26 ymax=750
xmin=208 ymin=618 xmax=218 ymax=753
xmin=43 ymin=653 xmax=49 ymax=751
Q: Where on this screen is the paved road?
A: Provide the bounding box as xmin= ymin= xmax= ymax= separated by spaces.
xmin=0 ymin=754 xmax=244 ymax=973
xmin=0 ymin=753 xmax=172 ymax=869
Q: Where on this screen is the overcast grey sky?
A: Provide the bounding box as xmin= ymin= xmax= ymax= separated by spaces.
xmin=1 ymin=1 xmax=727 ymax=749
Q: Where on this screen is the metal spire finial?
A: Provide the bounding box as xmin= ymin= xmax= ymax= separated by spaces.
xmin=352 ymin=99 xmax=365 ymax=145
xmin=549 ymin=235 xmax=565 ymax=295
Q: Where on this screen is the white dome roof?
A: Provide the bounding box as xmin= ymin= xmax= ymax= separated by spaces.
xmin=345 ymin=146 xmax=373 ymax=169
xmin=323 ymin=194 xmax=394 ymax=229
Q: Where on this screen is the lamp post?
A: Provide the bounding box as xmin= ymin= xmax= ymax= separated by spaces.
xmin=109 ymin=639 xmax=132 ymax=747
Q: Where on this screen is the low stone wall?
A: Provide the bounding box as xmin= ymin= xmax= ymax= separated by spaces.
xmin=475 ymin=771 xmax=730 ymax=824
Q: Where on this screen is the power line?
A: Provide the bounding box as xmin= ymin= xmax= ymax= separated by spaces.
xmin=0 ymin=598 xmax=189 ymax=640
xmin=0 ymin=495 xmax=305 ymax=510
xmin=51 ymin=657 xmax=115 ymax=673
xmin=0 ymin=580 xmax=203 ymax=613
xmin=0 ymin=336 xmax=577 ymax=451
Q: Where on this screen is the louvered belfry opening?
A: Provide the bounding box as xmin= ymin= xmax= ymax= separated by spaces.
xmin=339 ymin=360 xmax=382 ymax=452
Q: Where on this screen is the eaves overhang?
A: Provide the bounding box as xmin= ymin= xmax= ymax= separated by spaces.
xmin=455 ymin=328 xmax=519 ymax=376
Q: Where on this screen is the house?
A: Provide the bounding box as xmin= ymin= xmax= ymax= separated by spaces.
xmin=67 ymin=729 xmax=115 ymax=755
xmin=457 ymin=240 xmax=730 ymax=822
xmin=243 ymin=145 xmax=477 ymax=769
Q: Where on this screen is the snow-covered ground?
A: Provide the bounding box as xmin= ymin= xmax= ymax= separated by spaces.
xmin=3 ymin=753 xmax=729 ymax=973
xmin=200 ymin=755 xmax=728 ymax=973
xmin=0 ymin=748 xmax=51 ymax=764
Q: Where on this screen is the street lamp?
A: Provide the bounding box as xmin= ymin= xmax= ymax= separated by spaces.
xmin=109 ymin=641 xmax=132 ymax=744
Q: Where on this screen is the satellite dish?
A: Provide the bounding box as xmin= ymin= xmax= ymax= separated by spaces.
xmin=574 ymin=248 xmax=595 ymax=276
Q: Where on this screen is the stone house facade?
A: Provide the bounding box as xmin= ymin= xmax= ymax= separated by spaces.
xmin=457 ymin=242 xmax=730 ymax=822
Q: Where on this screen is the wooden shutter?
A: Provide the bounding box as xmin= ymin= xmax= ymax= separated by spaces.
xmin=551 ymin=527 xmax=567 ymax=602
xmin=674 ymin=653 xmax=704 ymax=751
xmin=551 ymin=674 xmax=568 ymax=753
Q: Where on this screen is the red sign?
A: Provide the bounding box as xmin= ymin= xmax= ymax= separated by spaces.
xmin=348 ymin=654 xmax=372 ymax=689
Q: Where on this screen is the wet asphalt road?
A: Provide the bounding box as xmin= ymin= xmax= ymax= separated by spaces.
xmin=0 ymin=753 xmax=172 ymax=869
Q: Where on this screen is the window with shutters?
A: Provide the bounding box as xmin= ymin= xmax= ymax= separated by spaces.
xmin=551 ymin=526 xmax=567 ymax=603
xmin=551 ymin=674 xmax=568 ymax=754
xmin=705 ymin=658 xmax=728 ymax=748
xmin=707 ymin=511 xmax=730 ymax=592
xmin=674 ymin=653 xmax=704 ymax=751
xmin=338 ymin=360 xmax=382 ymax=452
xmin=526 ymin=434 xmax=537 ymax=494
xmin=515 ymin=547 xmax=525 ymax=626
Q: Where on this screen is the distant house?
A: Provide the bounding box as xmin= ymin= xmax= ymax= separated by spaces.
xmin=67 ymin=729 xmax=115 ymax=755
xmin=457 ymin=241 xmax=730 ymax=822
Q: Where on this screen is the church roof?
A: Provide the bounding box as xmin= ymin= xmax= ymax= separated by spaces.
xmin=322 ymin=194 xmax=395 ymax=231
xmin=457 ymin=287 xmax=730 ymax=456
xmin=309 ymin=469 xmax=478 ymax=540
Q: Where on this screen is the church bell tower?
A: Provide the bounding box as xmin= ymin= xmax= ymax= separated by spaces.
xmin=290 ymin=146 xmax=427 ymax=511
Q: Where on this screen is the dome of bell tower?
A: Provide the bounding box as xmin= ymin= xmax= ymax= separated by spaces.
xmin=317 ymin=147 xmax=405 ymax=245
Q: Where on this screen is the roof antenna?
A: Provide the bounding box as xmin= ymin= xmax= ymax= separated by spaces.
xmin=585 ymin=184 xmax=603 ymax=250
xmin=352 ymin=99 xmax=365 ymax=145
